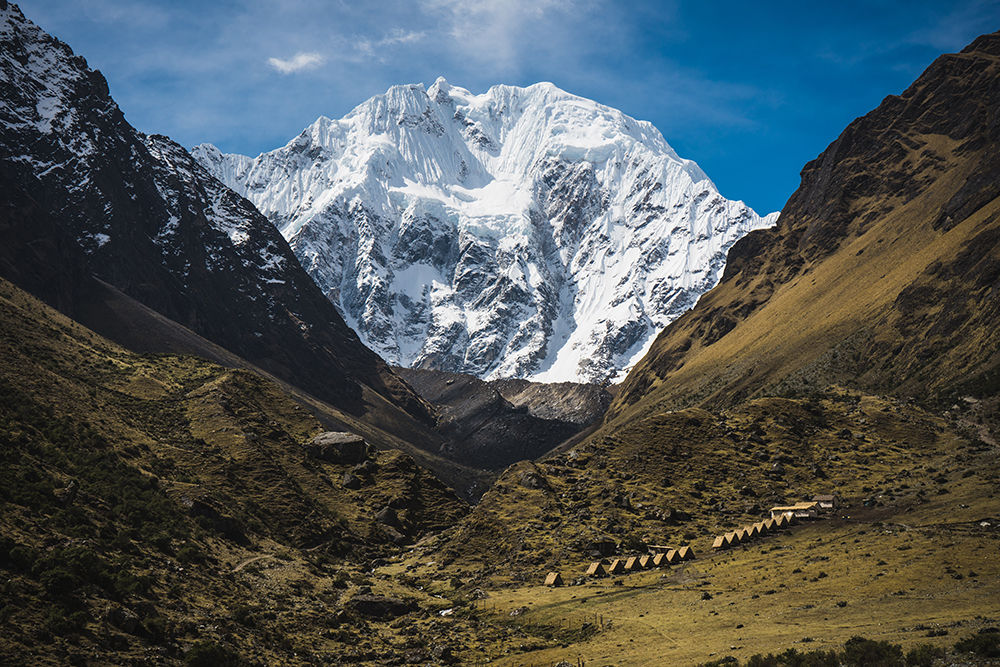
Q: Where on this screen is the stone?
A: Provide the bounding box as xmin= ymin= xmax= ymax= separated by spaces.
xmin=376 ymin=506 xmax=399 ymax=527
xmin=106 ymin=605 xmax=140 ymax=634
xmin=347 ymin=594 xmax=416 ymax=618
xmin=304 ymin=432 xmax=368 ymax=464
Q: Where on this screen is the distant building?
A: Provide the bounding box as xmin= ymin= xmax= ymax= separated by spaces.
xmin=770 ymin=502 xmax=819 ymax=520
xmin=812 ymin=494 xmax=841 ymax=510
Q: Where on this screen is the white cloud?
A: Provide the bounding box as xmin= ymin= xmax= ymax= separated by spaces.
xmin=268 ymin=51 xmax=325 ymax=74
xmin=351 ymin=29 xmax=426 ymax=62
xmin=420 ymin=0 xmax=587 ymax=70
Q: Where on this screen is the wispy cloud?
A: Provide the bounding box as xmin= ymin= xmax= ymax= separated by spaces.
xmin=268 ymin=52 xmax=325 ymax=74
xmin=420 ymin=0 xmax=587 ymax=71
xmin=352 ymin=29 xmax=426 ymax=62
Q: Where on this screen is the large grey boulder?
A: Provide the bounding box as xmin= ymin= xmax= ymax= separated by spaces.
xmin=304 ymin=432 xmax=368 ymax=464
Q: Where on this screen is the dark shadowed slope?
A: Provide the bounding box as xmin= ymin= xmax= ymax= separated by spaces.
xmin=0 ymin=1 xmax=433 ymax=427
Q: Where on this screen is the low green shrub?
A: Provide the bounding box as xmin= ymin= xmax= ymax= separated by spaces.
xmin=955 ymin=629 xmax=1000 ymax=658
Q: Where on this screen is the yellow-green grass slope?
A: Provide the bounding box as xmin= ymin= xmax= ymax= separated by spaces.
xmin=398 ymin=393 xmax=998 ymax=665
xmin=612 ymin=33 xmax=1000 ymax=420
xmin=0 ymin=276 xmax=470 ymax=665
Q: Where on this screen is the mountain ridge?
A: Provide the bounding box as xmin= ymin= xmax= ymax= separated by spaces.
xmin=195 ymin=77 xmax=778 ymax=384
xmin=0 ymin=1 xmax=437 ymax=427
xmin=608 ymin=30 xmax=1000 ymax=420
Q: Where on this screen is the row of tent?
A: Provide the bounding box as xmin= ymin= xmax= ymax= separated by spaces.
xmin=711 ymin=513 xmax=794 ymax=550
xmin=577 ymin=545 xmax=697 ymax=581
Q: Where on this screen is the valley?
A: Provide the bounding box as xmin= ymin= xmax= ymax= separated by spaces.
xmin=1 ymin=2 xmax=999 ymax=666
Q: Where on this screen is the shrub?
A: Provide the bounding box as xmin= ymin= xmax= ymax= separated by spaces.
xmin=40 ymin=567 xmax=77 ymax=594
xmin=954 ymin=629 xmax=1000 ymax=658
xmin=177 ymin=544 xmax=203 ymax=565
xmin=905 ymin=644 xmax=943 ymax=667
xmin=185 ymin=640 xmax=243 ymax=667
xmin=44 ymin=605 xmax=87 ymax=634
xmin=842 ymin=636 xmax=904 ymax=667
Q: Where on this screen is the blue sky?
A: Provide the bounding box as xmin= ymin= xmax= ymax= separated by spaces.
xmin=19 ymin=0 xmax=1000 ymax=215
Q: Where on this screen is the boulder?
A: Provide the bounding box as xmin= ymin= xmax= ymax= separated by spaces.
xmin=518 ymin=469 xmax=550 ymax=491
xmin=376 ymin=506 xmax=399 ymax=527
xmin=304 ymin=432 xmax=368 ymax=464
xmin=432 ymin=645 xmax=456 ymax=663
xmin=181 ymin=496 xmax=246 ymax=543
xmin=106 ymin=605 xmax=140 ymax=634
xmin=347 ymin=594 xmax=417 ymax=618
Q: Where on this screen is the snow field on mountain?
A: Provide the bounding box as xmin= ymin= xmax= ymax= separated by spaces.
xmin=195 ymin=77 xmax=778 ymax=383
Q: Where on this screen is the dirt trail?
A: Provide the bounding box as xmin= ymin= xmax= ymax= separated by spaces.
xmin=233 ymin=555 xmax=274 ymax=572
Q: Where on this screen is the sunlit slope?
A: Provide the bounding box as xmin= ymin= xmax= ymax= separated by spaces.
xmin=611 ymin=33 xmax=1000 ymax=421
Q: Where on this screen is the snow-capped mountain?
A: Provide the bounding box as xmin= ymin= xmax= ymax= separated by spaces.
xmin=195 ymin=78 xmax=778 ymax=383
xmin=0 ymin=1 xmax=432 ymax=420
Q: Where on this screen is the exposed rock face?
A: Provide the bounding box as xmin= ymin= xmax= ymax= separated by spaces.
xmin=395 ymin=367 xmax=610 ymax=469
xmin=195 ymin=79 xmax=777 ymax=384
xmin=0 ymin=2 xmax=432 ymax=424
xmin=611 ymin=31 xmax=1000 ymax=416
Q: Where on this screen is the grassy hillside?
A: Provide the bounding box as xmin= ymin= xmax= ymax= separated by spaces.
xmin=0 ymin=277 xmax=471 ymax=665
xmin=610 ymin=34 xmax=1000 ymax=423
xmin=393 ymin=389 xmax=999 ymax=665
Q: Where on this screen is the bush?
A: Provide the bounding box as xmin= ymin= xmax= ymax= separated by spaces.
xmin=842 ymin=636 xmax=904 ymax=667
xmin=905 ymin=644 xmax=943 ymax=667
xmin=954 ymin=629 xmax=1000 ymax=658
xmin=44 ymin=605 xmax=87 ymax=634
xmin=40 ymin=567 xmax=77 ymax=594
xmin=185 ymin=640 xmax=243 ymax=667
xmin=177 ymin=543 xmax=203 ymax=565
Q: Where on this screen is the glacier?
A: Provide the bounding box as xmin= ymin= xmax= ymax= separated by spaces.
xmin=194 ymin=77 xmax=778 ymax=384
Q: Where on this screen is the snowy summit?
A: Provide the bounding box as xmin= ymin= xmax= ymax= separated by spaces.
xmin=195 ymin=78 xmax=778 ymax=384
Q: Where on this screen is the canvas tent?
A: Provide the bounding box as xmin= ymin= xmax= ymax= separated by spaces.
xmin=544 ymin=572 xmax=564 ymax=587
xmin=586 ymin=562 xmax=607 ymax=577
